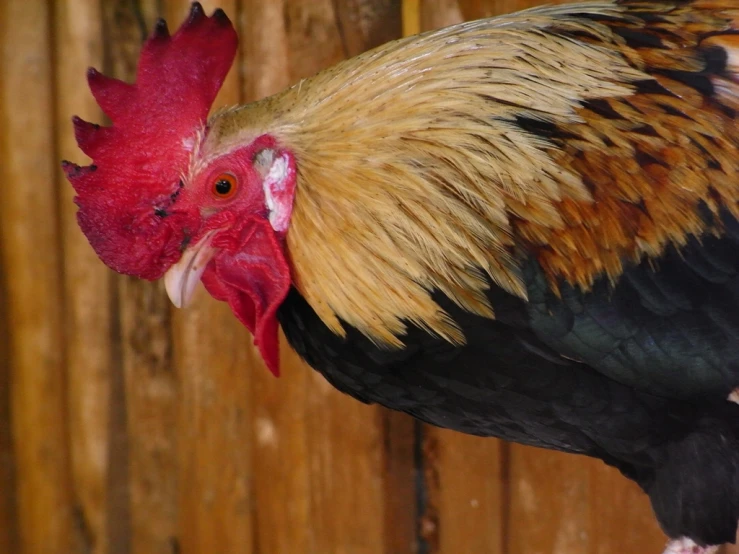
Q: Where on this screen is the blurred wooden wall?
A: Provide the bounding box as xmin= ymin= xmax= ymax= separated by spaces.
xmin=0 ymin=0 xmax=728 ymax=553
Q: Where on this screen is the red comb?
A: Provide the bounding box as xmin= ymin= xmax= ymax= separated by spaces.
xmin=63 ymin=3 xmax=238 ymax=279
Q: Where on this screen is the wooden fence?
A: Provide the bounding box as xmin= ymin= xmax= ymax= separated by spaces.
xmin=0 ymin=0 xmax=731 ymax=553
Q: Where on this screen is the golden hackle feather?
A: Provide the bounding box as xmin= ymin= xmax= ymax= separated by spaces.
xmin=204 ymin=0 xmax=739 ymax=348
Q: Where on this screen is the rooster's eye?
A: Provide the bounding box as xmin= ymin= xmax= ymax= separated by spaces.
xmin=212 ymin=173 xmax=238 ymax=199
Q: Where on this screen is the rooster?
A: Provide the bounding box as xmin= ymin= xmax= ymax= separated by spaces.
xmin=64 ymin=2 xmax=739 ymax=552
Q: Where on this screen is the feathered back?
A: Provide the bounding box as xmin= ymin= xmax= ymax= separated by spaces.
xmin=208 ymin=0 xmax=739 ymax=347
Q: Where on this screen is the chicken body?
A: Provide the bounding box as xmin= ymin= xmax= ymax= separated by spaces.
xmin=66 ymin=0 xmax=739 ymax=549
xmin=248 ymin=5 xmax=739 ymax=543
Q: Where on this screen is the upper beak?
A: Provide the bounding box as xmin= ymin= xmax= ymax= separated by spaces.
xmin=164 ymin=231 xmax=218 ymax=308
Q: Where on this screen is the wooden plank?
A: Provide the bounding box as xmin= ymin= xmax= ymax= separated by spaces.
xmin=507 ymin=448 xmax=591 ymax=554
xmin=157 ymin=2 xmax=256 ymax=554
xmin=417 ymin=0 xmax=571 ymax=30
xmin=589 ymin=459 xmax=667 ymax=554
xmin=99 ymin=3 xmax=180 ymax=553
xmin=333 ymin=0 xmax=403 ymax=56
xmin=456 ymin=0 xmax=497 ymax=19
xmin=419 ymin=0 xmax=463 ymax=31
xmin=507 ymin=449 xmax=666 ymax=554
xmin=172 ymin=290 xmax=253 ymax=554
xmin=0 ymin=222 xmax=17 ymax=554
xmin=302 ymin=383 xmax=386 ymax=554
xmin=117 ymin=276 xmax=179 ymax=554
xmin=0 ymin=1 xmax=76 ymax=553
xmin=422 ymin=429 xmax=505 ymax=554
xmin=459 ymin=0 xmax=570 ymax=19
xmin=241 ymin=1 xmax=414 ymax=553
xmin=53 ymin=1 xmax=114 ymax=553
xmin=381 ymin=413 xmax=418 ymax=554
xmin=403 ymin=0 xmax=421 ymax=36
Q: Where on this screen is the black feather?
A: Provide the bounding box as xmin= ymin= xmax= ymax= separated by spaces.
xmin=278 ymin=213 xmax=739 ymax=545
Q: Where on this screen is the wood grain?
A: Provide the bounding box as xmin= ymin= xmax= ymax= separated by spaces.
xmin=0 ymin=1 xmax=75 ymax=553
xmin=508 ymin=448 xmax=591 ymax=554
xmin=0 ymin=184 xmax=16 ymax=554
xmin=419 ymin=0 xmax=464 ymax=31
xmin=54 ymin=1 xmax=113 ymax=553
xmin=422 ymin=429 xmax=505 ymax=554
xmin=381 ymin=412 xmax=418 ymax=554
xmin=461 ymin=0 xmax=570 ymax=18
xmin=507 ymin=448 xmax=667 ymax=554
xmin=117 ymin=276 xmax=179 ymax=554
xmin=589 ymin=459 xmax=667 ymax=554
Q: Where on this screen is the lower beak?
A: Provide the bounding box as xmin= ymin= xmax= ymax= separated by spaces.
xmin=164 ymin=231 xmax=218 ymax=308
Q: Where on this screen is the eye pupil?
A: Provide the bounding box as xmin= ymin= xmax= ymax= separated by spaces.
xmin=214 ymin=178 xmax=232 ymax=196
xmin=212 ymin=173 xmax=237 ymax=199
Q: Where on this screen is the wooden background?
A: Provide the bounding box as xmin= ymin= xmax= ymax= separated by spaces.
xmin=0 ymin=0 xmax=733 ymax=553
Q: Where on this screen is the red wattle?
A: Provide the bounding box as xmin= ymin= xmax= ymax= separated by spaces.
xmin=200 ymin=217 xmax=291 ymax=376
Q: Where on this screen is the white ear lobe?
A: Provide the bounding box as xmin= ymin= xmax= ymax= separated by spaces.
xmin=262 ymin=152 xmax=295 ymax=233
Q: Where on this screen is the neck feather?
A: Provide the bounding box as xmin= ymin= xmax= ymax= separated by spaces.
xmin=212 ymin=2 xmax=648 ymax=346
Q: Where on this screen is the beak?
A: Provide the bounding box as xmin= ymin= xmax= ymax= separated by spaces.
xmin=164 ymin=231 xmax=218 ymax=308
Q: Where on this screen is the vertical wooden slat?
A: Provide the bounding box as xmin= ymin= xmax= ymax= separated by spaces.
xmin=456 ymin=0 xmax=497 ymax=19
xmin=249 ymin=351 xmax=314 ymax=554
xmin=507 ymin=450 xmax=667 ymax=554
xmin=470 ymin=0 xmax=568 ymax=15
xmin=0 ymin=210 xmax=17 ymax=554
xmin=172 ymin=288 xmax=253 ymax=554
xmin=100 ymin=3 xmax=180 ymax=553
xmin=420 ymin=0 xmax=562 ymax=34
xmin=381 ymin=413 xmax=418 ymax=554
xmin=589 ymin=460 xmax=666 ymax=554
xmin=422 ymin=430 xmax=505 ymax=554
xmin=507 ymin=449 xmax=591 ymax=554
xmin=419 ymin=0 xmax=463 ymax=32
xmin=0 ymin=1 xmax=76 ymax=553
xmin=106 ymin=325 xmax=131 ymax=554
xmin=303 ymin=383 xmax=385 ymax=554
xmin=117 ymin=275 xmax=179 ymax=554
xmin=333 ymin=0 xmax=403 ymax=57
xmin=54 ymin=1 xmax=113 ymax=553
xmin=403 ymin=0 xmax=421 ymax=36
